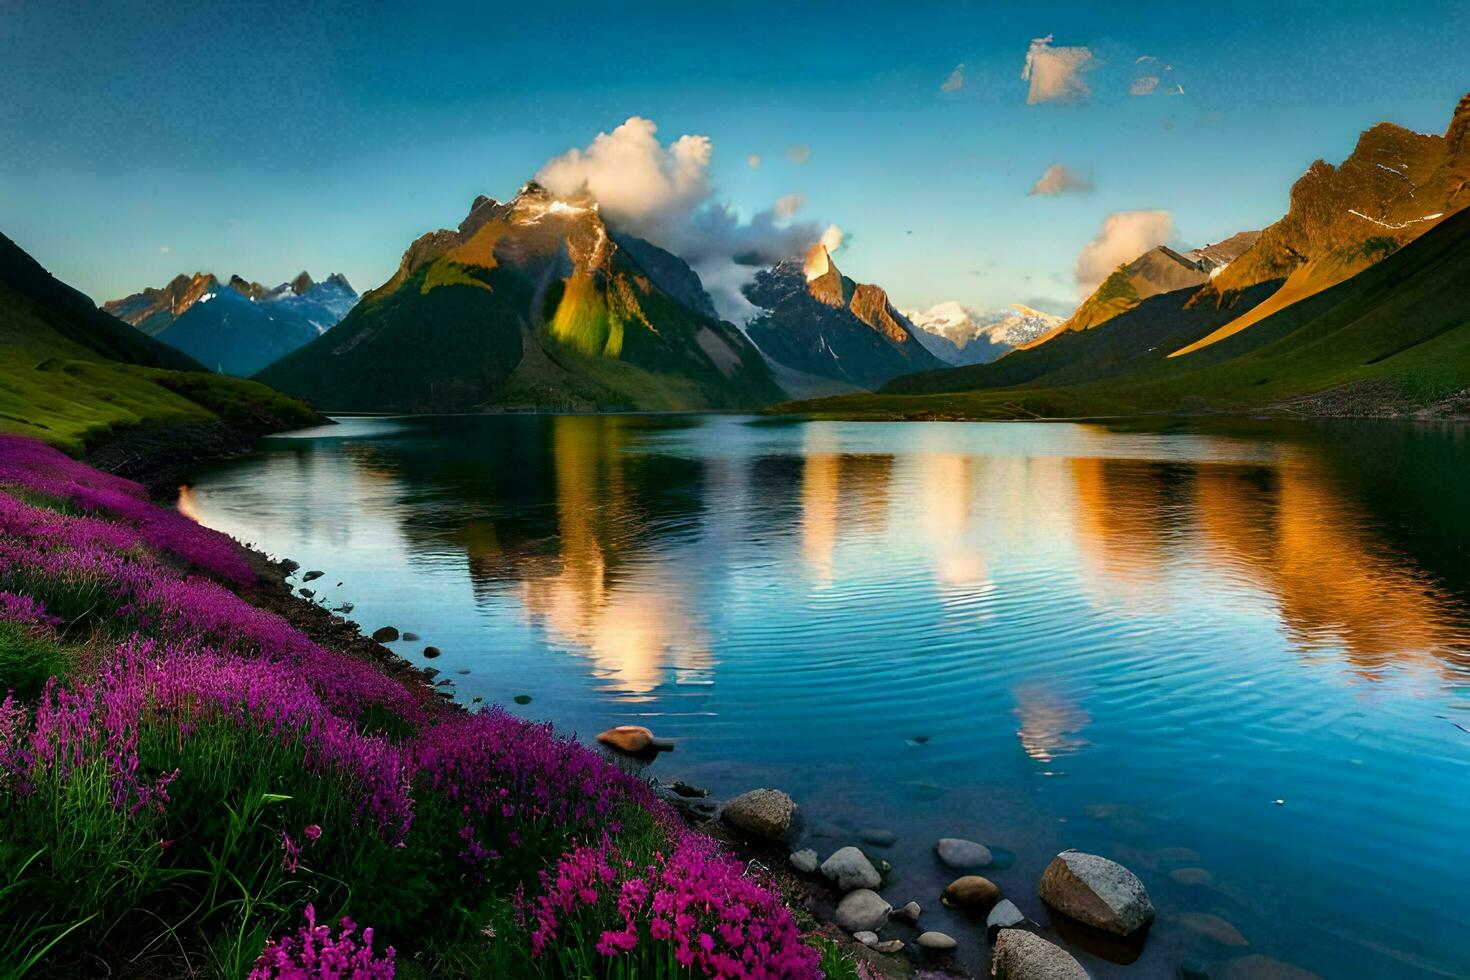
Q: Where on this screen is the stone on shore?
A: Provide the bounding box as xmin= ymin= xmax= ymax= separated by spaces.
xmin=853 ymin=931 xmax=879 ymax=947
xmin=596 ymin=726 xmax=674 ymax=756
xmin=1039 ymin=850 xmax=1154 ymax=936
xmin=992 ymin=929 xmax=1089 ymax=980
xmin=721 ymin=788 xmax=796 ymax=841
xmin=835 ymin=889 xmax=891 ymax=933
xmin=875 ymin=939 xmax=905 ymax=954
xmin=915 ymin=931 xmax=957 ymax=951
xmin=371 ymin=626 xmax=399 ymax=642
xmin=789 ymin=849 xmax=819 ymax=874
xmin=942 ymin=874 xmax=1001 ymax=911
xmin=821 ymin=846 xmax=882 ymax=891
xmin=936 ymin=837 xmax=993 ymax=869
xmin=893 ymin=900 xmax=921 ymax=924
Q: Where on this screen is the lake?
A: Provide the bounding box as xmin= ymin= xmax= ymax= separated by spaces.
xmin=177 ymin=414 xmax=1470 ymax=979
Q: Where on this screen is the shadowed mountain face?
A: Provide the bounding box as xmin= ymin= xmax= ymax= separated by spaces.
xmin=256 ymin=183 xmax=784 ymax=413
xmin=105 ymin=272 xmax=358 ymax=376
xmin=744 ymin=244 xmax=944 ymax=389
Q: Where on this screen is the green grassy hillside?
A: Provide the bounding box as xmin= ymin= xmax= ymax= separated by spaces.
xmin=777 ymin=207 xmax=1470 ymax=420
xmin=0 ymin=233 xmax=320 ymax=454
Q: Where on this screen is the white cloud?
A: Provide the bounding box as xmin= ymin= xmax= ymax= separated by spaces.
xmin=158 ymin=246 xmax=171 ymax=254
xmin=1130 ymin=76 xmax=1160 ymax=96
xmin=774 ymin=193 xmax=804 ymax=218
xmin=747 ymin=154 xmax=762 ymax=169
xmin=1074 ymin=210 xmax=1172 ymax=295
xmin=941 ymin=63 xmax=965 ymax=92
xmin=786 ymin=144 xmax=812 ymax=164
xmin=820 ymin=224 xmax=844 ymax=253
xmin=537 ymin=117 xmax=833 ymax=322
xmin=1028 ymin=163 xmax=1093 ymax=196
xmin=1021 ymin=34 xmax=1095 ymax=104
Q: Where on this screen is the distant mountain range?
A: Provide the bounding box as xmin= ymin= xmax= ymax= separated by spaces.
xmin=105 ymin=272 xmax=357 ymax=376
xmin=777 ymin=91 xmax=1470 ymax=421
xmin=743 ymin=244 xmax=943 ymax=389
xmin=0 ymin=233 xmax=318 ymax=454
xmin=903 ymin=302 xmax=1062 ymax=366
xmin=257 ymin=183 xmax=784 ymax=412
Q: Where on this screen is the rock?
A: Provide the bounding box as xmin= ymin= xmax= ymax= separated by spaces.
xmin=875 ymin=940 xmax=905 ymax=954
xmin=1169 ymin=867 xmax=1213 ymax=886
xmin=423 ymin=646 xmax=441 ymax=658
xmin=936 ymin=837 xmax=993 ymax=869
xmin=371 ymin=626 xmax=399 ymax=643
xmin=942 ymin=875 xmax=1000 ymax=911
xmin=860 ymin=827 xmax=897 ymax=847
xmin=1179 ymin=912 xmax=1248 ymax=946
xmin=992 ymin=929 xmax=1089 ymax=980
xmin=821 ymin=846 xmax=882 ymax=892
xmin=332 ymin=602 xmax=354 ymax=614
xmin=513 ymin=694 xmax=533 ymax=704
xmin=1039 ymin=850 xmax=1154 ymax=936
xmin=669 ymin=780 xmax=708 ymax=798
xmin=721 ymin=788 xmax=795 ymax=841
xmin=789 ymin=849 xmax=819 ymax=873
xmin=853 ymin=931 xmax=879 ymax=947
xmin=298 ymin=588 xmax=315 ymax=598
xmin=402 ymin=631 xmax=420 ymax=641
xmin=302 ymin=570 xmax=324 ymax=582
xmin=893 ymin=901 xmax=921 ymax=924
xmin=987 ymin=898 xmax=1028 ymax=936
xmin=835 ymin=889 xmax=890 ymax=933
xmin=456 ymin=668 xmax=470 ymax=675
xmin=915 ymin=931 xmax=957 ymax=951
xmin=596 ymin=726 xmax=675 ymax=756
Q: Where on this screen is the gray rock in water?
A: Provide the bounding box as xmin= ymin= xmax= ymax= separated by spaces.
xmin=986 ymin=898 xmax=1029 ymax=937
xmin=1039 ymin=849 xmax=1154 ymax=936
xmin=402 ymin=631 xmax=420 ymax=641
xmin=853 ymin=931 xmax=879 ymax=947
xmin=915 ymin=931 xmax=957 ymax=951
xmin=821 ymin=846 xmax=882 ymax=892
xmin=875 ymin=939 xmax=905 ymax=954
xmin=835 ymin=889 xmax=891 ymax=933
xmin=302 ymin=570 xmax=324 ymax=582
xmin=893 ymin=900 xmax=921 ymax=924
xmin=298 ymin=588 xmax=315 ymax=598
xmin=936 ymin=837 xmax=993 ymax=869
xmin=721 ymin=789 xmax=796 ymax=842
xmin=992 ymin=929 xmax=1089 ymax=980
xmin=789 ymin=849 xmax=819 ymax=874
xmin=860 ymin=827 xmax=897 ymax=847
xmin=371 ymin=626 xmax=399 ymax=643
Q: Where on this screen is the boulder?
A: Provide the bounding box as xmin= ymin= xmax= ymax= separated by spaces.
xmin=789 ymin=849 xmax=819 ymax=874
xmin=853 ymin=931 xmax=879 ymax=947
xmin=992 ymin=929 xmax=1089 ymax=980
xmin=302 ymin=570 xmax=324 ymax=582
xmin=936 ymin=837 xmax=993 ymax=869
xmin=821 ymin=846 xmax=882 ymax=891
xmin=1039 ymin=850 xmax=1154 ymax=936
xmin=942 ymin=874 xmax=1001 ymax=911
xmin=423 ymin=646 xmax=441 ymax=658
xmin=915 ymin=931 xmax=957 ymax=951
xmin=835 ymin=889 xmax=891 ymax=933
xmin=402 ymin=631 xmax=420 ymax=641
xmin=371 ymin=626 xmax=399 ymax=642
xmin=721 ymin=788 xmax=796 ymax=841
xmin=596 ymin=726 xmax=675 ymax=756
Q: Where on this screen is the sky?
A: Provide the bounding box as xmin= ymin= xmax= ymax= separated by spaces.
xmin=1 ymin=0 xmax=1467 ymax=319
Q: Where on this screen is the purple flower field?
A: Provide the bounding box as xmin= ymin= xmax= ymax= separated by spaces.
xmin=0 ymin=435 xmax=840 ymax=979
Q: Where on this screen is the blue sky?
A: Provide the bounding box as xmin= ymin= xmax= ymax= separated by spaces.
xmin=1 ymin=0 xmax=1466 ymax=316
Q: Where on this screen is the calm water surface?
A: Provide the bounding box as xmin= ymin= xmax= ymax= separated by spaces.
xmin=179 ymin=415 xmax=1470 ymax=979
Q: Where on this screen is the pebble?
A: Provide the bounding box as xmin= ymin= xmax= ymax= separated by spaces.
xmin=942 ymin=875 xmax=1001 ymax=911
xmin=789 ymin=849 xmax=819 ymax=874
xmin=853 ymin=931 xmax=878 ymax=947
xmin=874 ymin=939 xmax=905 ymax=954
xmin=915 ymin=931 xmax=957 ymax=951
xmin=893 ymin=901 xmax=921 ymax=924
xmin=936 ymin=837 xmax=993 ymax=869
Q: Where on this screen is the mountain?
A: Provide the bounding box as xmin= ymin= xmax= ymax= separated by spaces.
xmin=1176 ymin=92 xmax=1470 ymax=356
xmin=743 ymin=244 xmax=944 ymax=389
xmin=1028 ymin=233 xmax=1259 ymax=349
xmin=904 ymin=302 xmax=1063 ymax=366
xmin=256 ymin=183 xmax=785 ymax=412
xmin=105 ymin=271 xmax=359 ymax=376
xmin=776 ymin=204 xmax=1470 ymax=420
xmin=0 ymin=232 xmax=318 ymax=454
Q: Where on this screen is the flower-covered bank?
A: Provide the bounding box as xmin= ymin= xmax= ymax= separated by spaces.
xmin=0 ymin=434 xmax=855 ymax=978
